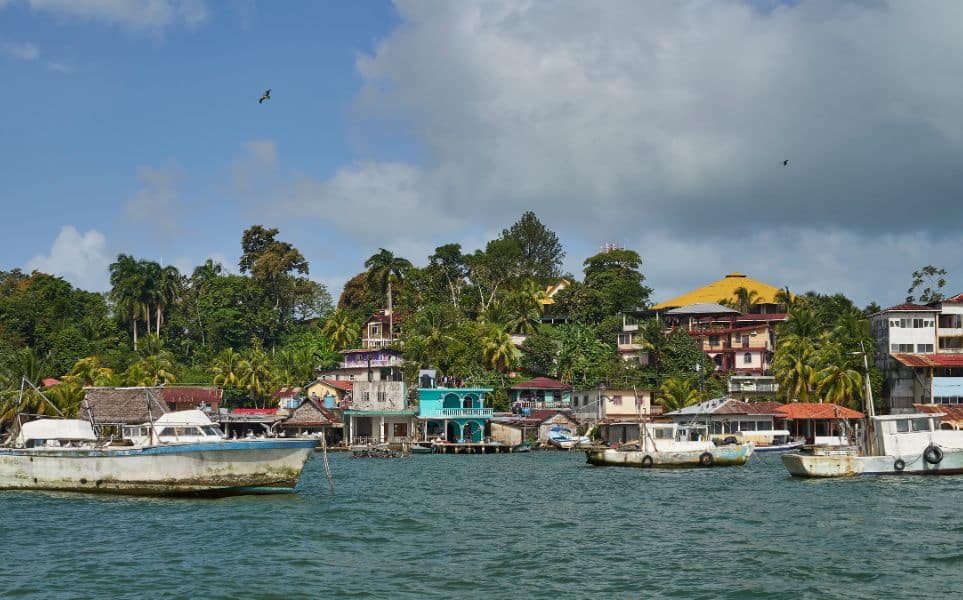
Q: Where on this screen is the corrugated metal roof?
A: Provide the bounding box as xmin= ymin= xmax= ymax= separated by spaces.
xmin=891 ymin=353 xmax=963 ymax=368
xmin=775 ymin=403 xmax=863 ymax=419
xmin=510 ymin=377 xmax=572 ymax=391
xmin=664 ymin=303 xmax=741 ymax=315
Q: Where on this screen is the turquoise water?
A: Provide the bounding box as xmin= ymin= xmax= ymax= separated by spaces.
xmin=2 ymin=452 xmax=961 ymax=599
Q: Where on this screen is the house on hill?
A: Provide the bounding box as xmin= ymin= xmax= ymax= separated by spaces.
xmin=509 ymin=377 xmax=572 ymax=411
xmin=279 ymin=397 xmax=343 ymax=445
xmin=362 ymin=310 xmax=404 ymax=349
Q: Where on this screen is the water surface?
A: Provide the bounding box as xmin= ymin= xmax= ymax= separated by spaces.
xmin=2 ymin=452 xmax=960 ymax=599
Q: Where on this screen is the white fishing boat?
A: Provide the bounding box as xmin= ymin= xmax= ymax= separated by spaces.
xmin=781 ymin=351 xmax=963 ymax=477
xmin=547 ymin=426 xmax=591 ymax=449
xmin=585 ymin=423 xmax=754 ymax=468
xmin=0 ymin=382 xmax=315 ymax=496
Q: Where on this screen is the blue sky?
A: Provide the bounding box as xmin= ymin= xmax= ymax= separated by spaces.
xmin=4 ymin=1 xmax=963 ymax=308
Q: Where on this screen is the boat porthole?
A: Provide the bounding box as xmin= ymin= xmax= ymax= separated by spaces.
xmin=641 ymin=455 xmax=653 ymax=468
xmin=79 ymin=478 xmax=87 ymax=484
xmin=33 ymin=478 xmax=38 ymax=484
xmin=95 ymin=480 xmax=103 ymax=487
xmin=894 ymin=458 xmax=905 ymax=472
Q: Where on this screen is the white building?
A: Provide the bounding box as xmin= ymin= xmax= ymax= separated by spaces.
xmin=870 ymin=299 xmax=963 ymax=410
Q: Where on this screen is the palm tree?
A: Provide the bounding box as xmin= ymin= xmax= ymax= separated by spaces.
xmin=364 ymin=249 xmax=413 ymax=340
xmin=154 ymin=265 xmax=182 ymax=336
xmin=772 ymin=334 xmax=818 ymax=402
xmin=502 ymin=280 xmax=545 ymax=335
xmin=139 ymin=259 xmax=161 ymax=336
xmin=209 ymin=348 xmax=245 ymax=390
xmin=731 ymin=286 xmax=760 ymax=313
xmin=44 ymin=381 xmax=86 ymax=418
xmin=777 ymin=307 xmax=821 ymax=340
xmin=814 ymin=343 xmax=864 ymax=408
xmin=657 ymin=376 xmax=704 ymax=413
xmin=774 ymin=286 xmax=795 ymax=312
xmin=124 ymin=349 xmax=177 ymax=386
xmin=322 ymin=309 xmax=360 ymax=351
xmin=238 ymin=343 xmax=277 ymax=407
xmin=109 ymin=254 xmax=147 ymax=350
xmin=64 ymin=356 xmax=116 ymax=387
xmin=482 ymin=325 xmax=520 ymax=373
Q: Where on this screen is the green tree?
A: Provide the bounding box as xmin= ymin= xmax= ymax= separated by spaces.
xmin=814 ymin=343 xmax=864 ymax=408
xmin=656 ymin=376 xmax=704 ymax=413
xmin=481 ymin=325 xmax=520 ymax=373
xmin=364 ymin=248 xmax=413 ymax=339
xmin=209 ymin=348 xmax=245 ymax=389
xmin=238 ymin=342 xmax=277 ymax=407
xmin=109 ymin=254 xmax=147 ymax=350
xmin=907 ymin=265 xmax=948 ymax=304
xmin=520 ymin=329 xmax=559 ymax=377
xmin=322 ymin=308 xmax=360 ymax=351
xmin=773 ymin=335 xmax=817 ymax=402
xmin=500 ymin=211 xmax=565 ymax=283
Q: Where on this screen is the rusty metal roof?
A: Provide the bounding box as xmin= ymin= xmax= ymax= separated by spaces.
xmin=891 ymin=353 xmax=963 ymax=368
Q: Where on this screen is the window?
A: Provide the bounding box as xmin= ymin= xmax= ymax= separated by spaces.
xmin=890 ymin=344 xmax=914 ymax=352
xmin=741 ymin=335 xmax=750 ymax=347
xmin=895 ymin=420 xmax=909 ymax=433
xmin=618 ymin=333 xmax=633 ymax=345
xmin=611 ymin=395 xmax=622 ymax=406
xmin=361 ymin=391 xmax=370 ymax=403
xmin=916 ymin=344 xmax=934 ymax=353
xmin=369 ymin=323 xmax=382 ymax=338
xmin=714 ymin=355 xmax=723 ymax=367
xmin=911 ymin=418 xmax=932 ymax=432
xmin=378 ymin=390 xmax=387 ymax=403
xmin=743 ymin=352 xmax=752 ymax=364
xmin=709 ymin=335 xmax=720 ymax=347
xmin=393 ymin=423 xmax=408 ymax=437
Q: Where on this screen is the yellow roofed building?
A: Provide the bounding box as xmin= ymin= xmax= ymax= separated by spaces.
xmin=653 ymin=272 xmax=790 ymax=313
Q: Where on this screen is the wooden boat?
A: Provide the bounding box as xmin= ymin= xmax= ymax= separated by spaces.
xmin=781 ymin=350 xmax=963 ymax=477
xmin=547 ymin=426 xmax=591 ymax=449
xmin=0 ymin=409 xmax=315 ymax=496
xmin=585 ymin=423 xmax=753 ymax=468
xmin=409 ymin=441 xmax=436 ymax=454
xmin=728 ymin=430 xmax=804 ymax=453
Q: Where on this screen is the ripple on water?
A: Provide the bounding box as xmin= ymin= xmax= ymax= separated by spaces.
xmin=0 ymin=452 xmax=959 ymax=599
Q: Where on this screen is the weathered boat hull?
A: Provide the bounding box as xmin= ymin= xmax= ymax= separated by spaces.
xmin=585 ymin=444 xmax=754 ymax=468
xmin=781 ymin=448 xmax=963 ymax=477
xmin=753 ymin=440 xmax=805 ymax=453
xmin=0 ymin=440 xmax=316 ymax=496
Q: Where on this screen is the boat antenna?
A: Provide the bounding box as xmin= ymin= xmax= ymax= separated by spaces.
xmin=21 ymin=377 xmax=66 ymax=417
xmin=145 ymin=387 xmax=159 ymax=445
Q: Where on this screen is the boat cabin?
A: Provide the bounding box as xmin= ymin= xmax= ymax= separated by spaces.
xmin=870 ymin=413 xmax=944 ymax=453
xmin=15 ymin=419 xmax=97 ymax=449
xmin=123 ymin=410 xmax=224 ymax=445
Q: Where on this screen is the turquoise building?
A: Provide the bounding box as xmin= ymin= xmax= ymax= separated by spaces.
xmin=417 ymin=387 xmax=494 ymax=443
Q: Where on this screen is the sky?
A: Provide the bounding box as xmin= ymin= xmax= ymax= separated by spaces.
xmin=3 ymin=0 xmax=963 ymax=308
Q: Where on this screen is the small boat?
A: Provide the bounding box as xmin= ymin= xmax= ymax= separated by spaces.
xmin=0 ymin=407 xmax=316 ymax=496
xmin=512 ymin=442 xmax=533 ymax=453
xmin=409 ymin=441 xmax=436 ymax=454
xmin=729 ymin=430 xmax=804 ymax=453
xmin=781 ymin=350 xmax=963 ymax=477
xmin=547 ymin=426 xmax=591 ymax=449
xmin=585 ymin=423 xmax=754 ymax=468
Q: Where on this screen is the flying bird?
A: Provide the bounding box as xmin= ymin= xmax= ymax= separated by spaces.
xmin=783 ymin=159 xmax=789 ymax=166
xmin=258 ymin=89 xmax=271 ymax=104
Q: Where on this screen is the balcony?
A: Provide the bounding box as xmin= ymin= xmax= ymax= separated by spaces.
xmin=421 ymin=407 xmax=494 ymax=419
xmin=341 ymin=358 xmax=404 ymax=369
xmin=728 ymin=382 xmax=779 ymax=393
xmin=622 ymin=324 xmax=639 ymax=332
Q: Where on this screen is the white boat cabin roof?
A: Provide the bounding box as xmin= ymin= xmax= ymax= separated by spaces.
xmin=149 ymin=409 xmax=214 ymax=427
xmin=18 ymin=419 xmax=97 ymax=443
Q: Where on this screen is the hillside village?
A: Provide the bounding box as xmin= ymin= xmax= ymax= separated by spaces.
xmin=1 ymin=213 xmax=959 ymax=445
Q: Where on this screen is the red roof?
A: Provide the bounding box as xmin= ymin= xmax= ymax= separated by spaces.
xmin=316 ymin=379 xmax=353 ymax=392
xmin=891 ymin=353 xmax=963 ymax=368
xmin=710 ymin=400 xmax=784 ymax=415
xmin=231 ymin=408 xmax=279 ymax=415
xmin=880 ymin=303 xmax=939 ymax=312
xmin=272 ymin=387 xmax=301 ymax=399
xmin=914 ymin=403 xmax=963 ymax=424
xmin=162 ymin=386 xmax=222 ymax=404
xmin=510 ymin=377 xmax=572 ymax=391
xmin=735 ymin=313 xmax=788 ymax=322
xmin=42 ymin=378 xmax=62 ymax=388
xmin=775 ymin=403 xmax=863 ymax=420
xmin=941 ymin=293 xmax=963 ymax=304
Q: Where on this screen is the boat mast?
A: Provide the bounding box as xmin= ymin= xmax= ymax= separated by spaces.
xmin=859 ymin=342 xmax=876 ymax=455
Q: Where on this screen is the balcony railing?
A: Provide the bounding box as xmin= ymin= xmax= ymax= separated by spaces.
xmin=424 ymin=408 xmax=494 ymax=418
xmin=728 ymin=383 xmax=779 ymax=393
xmin=341 ymin=359 xmax=404 ymax=369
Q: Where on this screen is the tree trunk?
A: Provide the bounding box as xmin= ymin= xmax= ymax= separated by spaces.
xmin=156 ymin=306 xmax=162 ymax=337
xmin=387 ymin=279 xmax=393 ymax=341
xmin=133 ymin=317 xmax=138 ymax=351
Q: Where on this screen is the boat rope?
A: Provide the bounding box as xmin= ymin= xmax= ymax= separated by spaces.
xmin=320 ymin=436 xmax=335 ymax=495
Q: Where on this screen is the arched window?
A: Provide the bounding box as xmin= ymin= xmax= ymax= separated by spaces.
xmin=442 ymin=393 xmax=460 ymax=409
xmin=743 ymin=352 xmax=752 ymax=364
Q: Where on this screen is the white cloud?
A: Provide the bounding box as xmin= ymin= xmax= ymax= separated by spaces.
xmin=3 ymin=41 xmax=39 ymax=61
xmin=26 ymin=226 xmax=111 ymax=291
xmin=281 ymin=0 xmax=963 ymax=307
xmin=243 ymin=140 xmax=277 ymax=167
xmin=124 ymin=163 xmax=185 ymax=236
xmin=19 ymin=0 xmax=209 ymax=30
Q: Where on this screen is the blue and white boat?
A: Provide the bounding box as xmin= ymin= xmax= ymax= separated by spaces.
xmin=547 ymin=426 xmax=591 ymax=449
xmin=0 ymin=409 xmax=315 ymax=496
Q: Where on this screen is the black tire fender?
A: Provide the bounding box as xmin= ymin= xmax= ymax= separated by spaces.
xmin=894 ymin=458 xmax=905 ymax=472
xmin=923 ymin=444 xmax=944 ymax=465
xmin=641 ymin=455 xmax=653 ymax=468
xmin=699 ymin=452 xmax=714 ymax=467
xmin=723 ymin=436 xmax=738 ymax=445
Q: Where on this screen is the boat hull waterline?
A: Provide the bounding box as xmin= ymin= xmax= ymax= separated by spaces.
xmin=0 ymin=439 xmax=316 ymax=496
xmin=781 ymin=448 xmax=963 ymax=477
xmin=585 ymin=444 xmax=754 ymax=468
